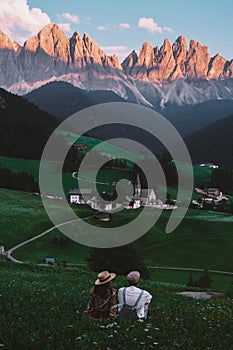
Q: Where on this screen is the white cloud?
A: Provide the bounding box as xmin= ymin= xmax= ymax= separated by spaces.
xmin=0 ymin=0 xmax=51 ymax=43
xmin=102 ymin=45 xmax=132 ymax=62
xmin=163 ymin=26 xmax=174 ymax=33
xmin=97 ymin=23 xmax=131 ymax=32
xmin=119 ymin=23 xmax=130 ymax=30
xmin=57 ymin=23 xmax=72 ymax=33
xmin=97 ymin=25 xmax=108 ymax=31
xmin=61 ymin=13 xmax=79 ymax=24
xmin=138 ymin=17 xmax=173 ymax=34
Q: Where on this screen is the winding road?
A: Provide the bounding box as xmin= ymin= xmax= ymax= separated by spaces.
xmin=6 ymin=216 xmax=92 ymax=264
xmin=5 ymin=218 xmax=233 ymax=275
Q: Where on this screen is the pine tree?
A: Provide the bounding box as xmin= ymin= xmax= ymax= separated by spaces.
xmin=187 ymin=274 xmax=194 ymax=287
xmin=196 ymin=268 xmax=213 ymax=289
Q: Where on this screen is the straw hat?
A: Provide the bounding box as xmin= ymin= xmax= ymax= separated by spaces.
xmin=95 ymin=271 xmax=116 ymax=285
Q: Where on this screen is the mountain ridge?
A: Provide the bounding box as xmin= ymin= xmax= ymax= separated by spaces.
xmin=0 ymin=87 xmax=59 ymax=159
xmin=0 ymin=23 xmax=233 ymax=107
xmin=185 ymin=113 xmax=233 ymax=167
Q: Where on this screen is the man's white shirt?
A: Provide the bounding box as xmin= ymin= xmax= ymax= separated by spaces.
xmin=118 ymin=286 xmax=152 ymax=319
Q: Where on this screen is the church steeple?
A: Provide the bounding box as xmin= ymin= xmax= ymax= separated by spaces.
xmin=134 ymin=173 xmax=141 ymax=197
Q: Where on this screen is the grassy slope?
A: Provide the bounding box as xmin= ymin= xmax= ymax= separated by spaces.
xmin=56 ymin=130 xmax=144 ymax=162
xmin=0 ymin=157 xmax=133 ymax=194
xmin=1 ymin=188 xmax=232 ymax=272
xmin=0 ymin=262 xmax=232 ymax=350
xmin=0 ymin=188 xmax=93 ymax=251
xmin=149 ymin=269 xmax=233 ymax=292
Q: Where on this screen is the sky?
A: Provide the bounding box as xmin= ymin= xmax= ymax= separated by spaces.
xmin=0 ymin=0 xmax=233 ymax=62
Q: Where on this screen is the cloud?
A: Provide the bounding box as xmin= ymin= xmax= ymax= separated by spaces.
xmin=119 ymin=23 xmax=130 ymax=30
xmin=97 ymin=25 xmax=108 ymax=31
xmin=57 ymin=23 xmax=72 ymax=33
xmin=98 ymin=23 xmax=131 ymax=32
xmin=138 ymin=17 xmax=173 ymax=34
xmin=0 ymin=0 xmax=51 ymax=43
xmin=163 ymin=26 xmax=173 ymax=33
xmin=61 ymin=13 xmax=79 ymax=24
xmin=102 ymin=45 xmax=132 ymax=62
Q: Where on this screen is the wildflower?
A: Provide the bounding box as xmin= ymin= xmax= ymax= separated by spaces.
xmin=108 ymin=335 xmax=113 ymax=338
xmin=76 ymin=337 xmax=82 ymax=341
xmin=153 ymin=342 xmax=159 ymax=345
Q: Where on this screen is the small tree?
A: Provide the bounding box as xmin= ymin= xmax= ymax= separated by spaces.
xmin=87 ymin=245 xmax=149 ymax=279
xmin=187 ymin=274 xmax=194 ymax=287
xmin=226 ymin=280 xmax=233 ymax=298
xmin=196 ymin=268 xmax=213 ymax=289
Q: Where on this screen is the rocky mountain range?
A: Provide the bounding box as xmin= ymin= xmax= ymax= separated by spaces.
xmin=1 ymin=23 xmax=233 ymax=107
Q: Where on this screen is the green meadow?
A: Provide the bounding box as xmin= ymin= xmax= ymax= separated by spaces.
xmin=1 ymin=188 xmax=233 ymax=273
xmin=0 ymin=262 xmax=232 ymax=350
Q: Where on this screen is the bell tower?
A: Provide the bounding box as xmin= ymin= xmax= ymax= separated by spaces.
xmin=134 ymin=173 xmax=141 ymax=197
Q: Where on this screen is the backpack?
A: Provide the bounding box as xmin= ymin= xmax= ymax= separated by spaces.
xmin=119 ymin=288 xmax=144 ymax=321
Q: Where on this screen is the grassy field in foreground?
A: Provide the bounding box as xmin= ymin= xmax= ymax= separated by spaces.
xmin=0 ymin=262 xmax=233 ymax=350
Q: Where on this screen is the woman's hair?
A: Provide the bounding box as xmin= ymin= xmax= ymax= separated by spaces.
xmin=94 ymin=282 xmax=111 ymax=299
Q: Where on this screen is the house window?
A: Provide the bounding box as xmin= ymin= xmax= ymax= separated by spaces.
xmin=70 ymin=195 xmax=79 ymax=203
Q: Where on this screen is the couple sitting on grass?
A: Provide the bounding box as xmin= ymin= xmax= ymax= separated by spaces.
xmin=84 ymin=270 xmax=152 ymax=321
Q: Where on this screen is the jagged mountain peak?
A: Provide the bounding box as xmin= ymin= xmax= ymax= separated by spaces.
xmin=0 ymin=24 xmax=233 ymax=107
xmin=39 ymin=23 xmax=66 ymax=36
xmin=0 ymin=30 xmax=20 ymax=51
xmin=176 ymin=35 xmax=187 ymax=43
xmin=161 ymin=38 xmax=172 ymax=50
xmin=24 ymin=22 xmax=70 ymax=58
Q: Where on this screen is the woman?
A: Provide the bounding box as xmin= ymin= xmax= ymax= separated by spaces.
xmin=84 ymin=270 xmax=117 ymax=320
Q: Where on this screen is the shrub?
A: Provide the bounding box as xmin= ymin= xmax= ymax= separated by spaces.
xmin=87 ymin=245 xmax=149 ymax=278
xmin=226 ymin=280 xmax=233 ymax=298
xmin=186 ymin=269 xmax=213 ymax=289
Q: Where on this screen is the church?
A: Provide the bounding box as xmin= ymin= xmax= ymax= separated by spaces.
xmin=126 ymin=174 xmax=157 ymax=209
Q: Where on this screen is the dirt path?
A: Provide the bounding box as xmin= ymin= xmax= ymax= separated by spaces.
xmin=6 ymin=216 xmax=92 ymax=264
xmin=148 ymin=266 xmax=233 ymax=275
xmin=5 ymin=219 xmax=233 ymax=276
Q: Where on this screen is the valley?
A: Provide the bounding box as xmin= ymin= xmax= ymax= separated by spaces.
xmin=0 ymin=8 xmax=233 ymax=349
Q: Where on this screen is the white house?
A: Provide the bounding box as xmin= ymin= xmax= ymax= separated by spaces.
xmin=124 ymin=196 xmax=141 ymax=209
xmin=199 ymin=163 xmax=219 ymax=169
xmin=69 ymin=188 xmax=95 ymax=204
xmin=89 ymin=200 xmax=113 ymax=212
xmin=0 ymin=245 xmax=5 ymax=254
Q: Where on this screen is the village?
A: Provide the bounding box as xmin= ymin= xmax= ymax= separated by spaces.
xmin=68 ymin=173 xmax=178 ymax=221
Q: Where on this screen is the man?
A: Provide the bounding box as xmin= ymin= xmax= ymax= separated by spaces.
xmin=118 ymin=271 xmax=152 ymax=320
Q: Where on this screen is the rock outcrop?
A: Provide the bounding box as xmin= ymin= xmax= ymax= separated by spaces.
xmin=122 ymin=35 xmax=233 ymax=81
xmin=0 ymin=23 xmax=233 ymax=100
